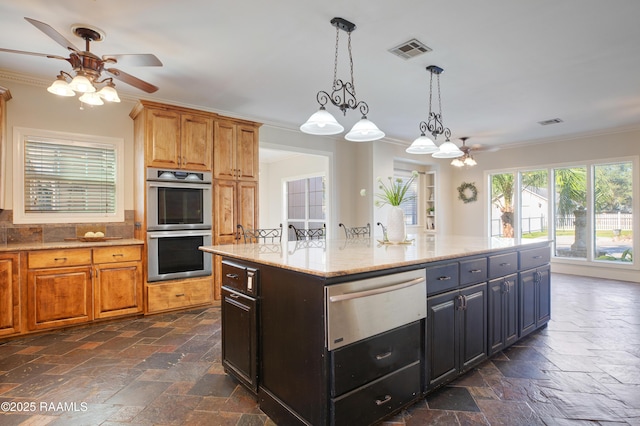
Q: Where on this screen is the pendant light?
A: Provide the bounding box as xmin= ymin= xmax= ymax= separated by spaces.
xmin=406 ymin=65 xmax=462 ymax=159
xmin=300 ymin=17 xmax=384 ymax=142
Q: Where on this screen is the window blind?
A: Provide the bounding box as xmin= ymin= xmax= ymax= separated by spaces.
xmin=24 ymin=138 xmax=116 ymax=214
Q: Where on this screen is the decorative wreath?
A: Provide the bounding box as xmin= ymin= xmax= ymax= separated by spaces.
xmin=457 ymin=182 xmax=478 ymax=204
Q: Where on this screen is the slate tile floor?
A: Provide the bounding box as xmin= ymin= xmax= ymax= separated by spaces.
xmin=1 ymin=273 xmax=639 ymax=425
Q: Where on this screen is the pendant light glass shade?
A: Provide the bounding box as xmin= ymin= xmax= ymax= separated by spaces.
xmin=98 ymin=84 xmax=121 ymax=102
xmin=79 ymin=91 xmax=104 ymax=106
xmin=345 ymin=117 xmax=385 ymax=142
xmin=47 ymin=77 xmax=75 ymax=96
xmin=300 ymin=107 xmax=344 ymax=135
xmin=451 ymin=157 xmax=464 ymax=167
xmin=432 ymin=140 xmax=464 ymax=158
xmin=406 ymin=134 xmax=438 ymax=154
xmin=69 ymin=74 xmax=95 ymax=93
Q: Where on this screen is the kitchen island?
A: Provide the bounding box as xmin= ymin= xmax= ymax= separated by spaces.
xmin=201 ymin=235 xmax=551 ymax=426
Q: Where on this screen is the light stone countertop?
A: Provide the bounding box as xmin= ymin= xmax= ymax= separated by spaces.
xmin=201 ymin=234 xmax=550 ymax=278
xmin=0 ymin=238 xmax=144 ymax=253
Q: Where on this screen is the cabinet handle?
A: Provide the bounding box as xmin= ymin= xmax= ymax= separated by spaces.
xmin=54 ymin=257 xmax=67 ymax=262
xmin=437 ymin=276 xmax=452 ymax=281
xmin=329 ymin=277 xmax=425 ymax=303
xmin=112 ymin=253 xmax=124 ymax=257
xmin=375 ymin=395 xmax=392 ymax=406
xmin=533 ymin=255 xmax=542 ymax=259
xmin=175 ymin=293 xmax=185 ymax=297
xmin=500 ymin=262 xmax=511 ymax=267
xmin=469 ymin=269 xmax=482 ymax=273
xmin=226 ymin=273 xmax=239 ymax=279
xmin=375 ymin=351 xmax=393 ymax=360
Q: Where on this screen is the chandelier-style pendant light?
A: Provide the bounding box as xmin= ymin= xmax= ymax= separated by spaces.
xmin=300 ymin=17 xmax=384 ymax=142
xmin=406 ymin=65 xmax=463 ymax=158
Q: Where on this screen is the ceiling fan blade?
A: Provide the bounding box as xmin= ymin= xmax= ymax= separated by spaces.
xmin=25 ymin=17 xmax=80 ymax=53
xmin=0 ymin=47 xmax=68 ymax=61
xmin=102 ymin=54 xmax=162 ymax=67
xmin=105 ymin=67 xmax=158 ymax=93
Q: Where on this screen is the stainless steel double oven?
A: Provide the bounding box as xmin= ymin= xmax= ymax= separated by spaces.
xmin=146 ymin=167 xmax=212 ymax=282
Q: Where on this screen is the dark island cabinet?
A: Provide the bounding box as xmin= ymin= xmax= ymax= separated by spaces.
xmin=519 ymin=265 xmax=551 ymax=338
xmin=488 ymin=273 xmax=518 ymax=355
xmin=426 ymin=281 xmax=487 ymax=390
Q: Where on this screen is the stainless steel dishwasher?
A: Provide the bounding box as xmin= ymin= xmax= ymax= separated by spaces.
xmin=325 ymin=268 xmax=427 ymax=351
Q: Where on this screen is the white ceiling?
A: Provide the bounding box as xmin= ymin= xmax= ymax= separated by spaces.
xmin=1 ymin=0 xmax=640 ymax=151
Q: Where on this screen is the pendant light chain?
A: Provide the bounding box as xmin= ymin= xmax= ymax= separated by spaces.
xmin=332 ymin=26 xmax=340 ymax=89
xmin=348 ymin=31 xmax=356 ymax=100
xmin=437 ymin=72 xmax=443 ymax=123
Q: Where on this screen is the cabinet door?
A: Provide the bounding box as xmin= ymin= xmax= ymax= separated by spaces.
xmin=222 ymin=287 xmax=257 ymax=393
xmin=94 ymin=261 xmax=143 ymax=319
xmin=213 ymin=120 xmax=236 ymax=180
xmin=460 ymin=282 xmax=487 ymax=371
xmin=519 ymin=269 xmax=537 ymax=338
xmin=27 ymin=266 xmax=92 ymax=330
xmin=213 ymin=179 xmax=238 ymax=245
xmin=181 ymin=113 xmax=213 ymax=171
xmin=236 ymin=124 xmax=258 ymax=181
xmin=0 ymin=253 xmax=20 ymax=336
xmin=146 ymin=108 xmax=181 ymax=169
xmin=503 ymin=274 xmax=519 ymax=347
xmin=487 ymin=278 xmax=505 ymax=355
xmin=426 ymin=290 xmax=458 ymax=389
xmin=536 ymin=266 xmax=551 ymax=327
xmin=237 ymin=180 xmax=258 ymax=232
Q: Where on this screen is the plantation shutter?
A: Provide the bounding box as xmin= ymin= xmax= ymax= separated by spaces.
xmin=24 ymin=137 xmax=116 ymax=214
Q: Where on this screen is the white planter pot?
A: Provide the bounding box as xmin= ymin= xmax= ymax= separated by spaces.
xmin=386 ymin=206 xmax=406 ymax=243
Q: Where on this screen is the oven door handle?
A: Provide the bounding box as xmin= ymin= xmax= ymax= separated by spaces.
xmin=329 ymin=277 xmax=425 ymax=303
xmin=148 ymin=231 xmax=212 ymax=239
xmin=147 ymin=182 xmax=211 ymax=190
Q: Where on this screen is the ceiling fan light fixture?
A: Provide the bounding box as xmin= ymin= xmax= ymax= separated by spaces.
xmin=97 ymin=81 xmax=120 ymax=102
xmin=69 ymin=74 xmax=95 ymax=93
xmin=47 ymin=75 xmax=75 ymax=96
xmin=300 ymin=107 xmax=344 ymax=135
xmin=406 ymin=134 xmax=438 ymax=154
xmin=345 ymin=116 xmax=385 ymax=142
xmin=463 ymin=156 xmax=477 ymax=166
xmin=451 ymin=157 xmax=464 ymax=167
xmin=432 ymin=140 xmax=464 ymax=158
xmin=78 ymin=91 xmax=104 ymax=106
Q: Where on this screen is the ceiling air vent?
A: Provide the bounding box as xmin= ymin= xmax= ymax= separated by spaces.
xmin=389 ymin=38 xmax=432 ymax=60
xmin=538 ymin=118 xmax=564 ymax=126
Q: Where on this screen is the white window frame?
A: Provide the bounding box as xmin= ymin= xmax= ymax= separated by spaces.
xmin=13 ymin=127 xmax=124 ymax=224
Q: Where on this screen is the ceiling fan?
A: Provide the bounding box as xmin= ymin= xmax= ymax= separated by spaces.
xmin=0 ymin=17 xmax=162 ymax=104
xmin=451 ymin=137 xmax=494 ymax=167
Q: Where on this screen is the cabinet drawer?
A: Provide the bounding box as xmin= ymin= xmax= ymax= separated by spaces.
xmin=331 ymin=361 xmax=421 ymax=426
xmin=488 ymin=252 xmax=518 ymax=279
xmin=221 ymin=259 xmax=258 ymax=296
xmin=460 ymin=257 xmax=487 ymax=286
xmin=330 ymin=321 xmax=421 ymax=397
xmin=519 ymin=246 xmax=551 ymax=270
xmin=93 ymin=245 xmax=142 ymax=264
xmin=28 ymin=249 xmax=92 ymax=269
xmin=147 ymin=277 xmax=213 ymax=313
xmin=426 ymin=262 xmax=459 ymax=295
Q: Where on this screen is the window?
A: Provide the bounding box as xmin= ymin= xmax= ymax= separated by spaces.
xmin=13 ymin=127 xmax=124 ymax=224
xmin=285 ymin=175 xmax=326 ymax=240
xmin=395 ymin=172 xmax=418 ymax=226
xmin=488 ymin=158 xmax=635 ymax=266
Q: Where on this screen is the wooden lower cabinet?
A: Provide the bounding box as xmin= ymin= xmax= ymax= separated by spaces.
xmin=0 ymin=252 xmax=21 ymax=337
xmin=94 ymin=245 xmax=143 ymax=319
xmin=23 ymin=245 xmax=143 ymax=333
xmin=27 ymin=265 xmax=93 ymax=331
xmin=147 ymin=276 xmax=213 ymax=313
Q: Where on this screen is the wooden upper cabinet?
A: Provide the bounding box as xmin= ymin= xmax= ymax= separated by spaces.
xmin=146 ymin=108 xmax=181 ymax=169
xmin=214 ymin=120 xmax=259 ymax=181
xmin=181 ymin=113 xmax=213 ymax=171
xmin=143 ymin=106 xmax=213 ymax=171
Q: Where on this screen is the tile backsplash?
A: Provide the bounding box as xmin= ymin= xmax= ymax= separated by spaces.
xmin=0 ymin=209 xmax=135 ymax=244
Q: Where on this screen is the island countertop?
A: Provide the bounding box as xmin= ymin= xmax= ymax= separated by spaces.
xmin=200 ymin=234 xmax=550 ymax=278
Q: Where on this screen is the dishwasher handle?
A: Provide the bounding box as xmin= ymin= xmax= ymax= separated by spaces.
xmin=329 ymin=277 xmax=425 ymax=303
